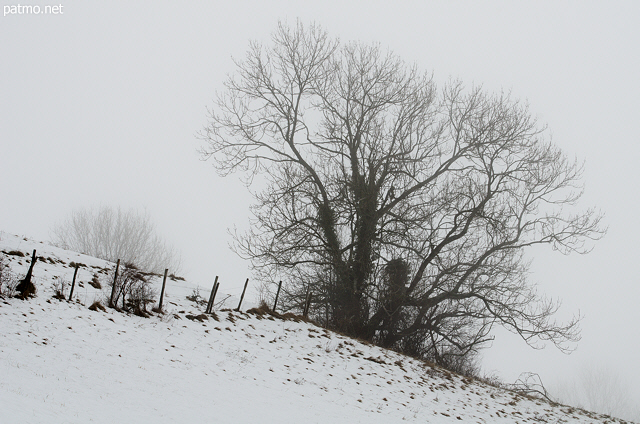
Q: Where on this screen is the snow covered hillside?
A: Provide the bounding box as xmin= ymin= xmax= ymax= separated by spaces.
xmin=0 ymin=232 xmax=633 ymax=423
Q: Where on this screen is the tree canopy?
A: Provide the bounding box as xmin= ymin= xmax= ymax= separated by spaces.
xmin=200 ymin=21 xmax=604 ymax=367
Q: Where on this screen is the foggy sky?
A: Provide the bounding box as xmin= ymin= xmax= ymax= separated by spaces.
xmin=2 ymin=1 xmax=639 ymax=418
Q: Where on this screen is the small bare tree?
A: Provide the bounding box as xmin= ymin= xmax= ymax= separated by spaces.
xmin=107 ymin=262 xmax=156 ymax=316
xmin=199 ymin=21 xmax=604 ymax=364
xmin=52 ymin=206 xmax=181 ymax=274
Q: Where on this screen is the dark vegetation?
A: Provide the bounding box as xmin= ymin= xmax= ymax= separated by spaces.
xmin=88 ymin=300 xmax=106 ymax=312
xmin=88 ymin=273 xmax=102 ymax=290
xmin=0 ymin=254 xmax=18 ymax=297
xmin=107 ymin=262 xmax=157 ymax=317
xmin=15 ymin=250 xmax=37 ymax=299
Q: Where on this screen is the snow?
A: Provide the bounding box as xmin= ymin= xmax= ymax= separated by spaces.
xmin=0 ymin=232 xmax=633 ymax=423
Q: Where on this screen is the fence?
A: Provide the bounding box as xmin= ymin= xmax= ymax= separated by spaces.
xmin=4 ymin=249 xmax=319 ymax=319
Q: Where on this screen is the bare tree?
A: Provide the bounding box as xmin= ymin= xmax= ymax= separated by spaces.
xmin=199 ymin=21 xmax=604 ymax=364
xmin=107 ymin=262 xmax=157 ymax=317
xmin=551 ymin=365 xmax=639 ymax=421
xmin=52 ymin=206 xmax=181 ymax=274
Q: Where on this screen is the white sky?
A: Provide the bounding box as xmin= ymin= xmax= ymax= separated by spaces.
xmin=2 ymin=0 xmax=639 ymax=413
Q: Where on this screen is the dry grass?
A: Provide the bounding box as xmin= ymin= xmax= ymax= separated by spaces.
xmin=88 ymin=300 xmax=106 ymax=312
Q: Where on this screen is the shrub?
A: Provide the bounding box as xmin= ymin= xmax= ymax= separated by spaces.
xmin=88 ymin=273 xmax=102 ymax=290
xmin=88 ymin=300 xmax=106 ymax=312
xmin=107 ymin=262 xmax=156 ymax=317
xmin=52 ymin=276 xmax=68 ymax=300
xmin=186 ymin=287 xmax=207 ymax=307
xmin=0 ymin=255 xmax=18 ymax=297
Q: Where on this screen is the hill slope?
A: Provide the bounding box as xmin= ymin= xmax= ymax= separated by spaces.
xmin=0 ymin=232 xmax=632 ymax=423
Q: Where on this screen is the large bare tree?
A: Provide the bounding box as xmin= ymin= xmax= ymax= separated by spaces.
xmin=200 ymin=22 xmax=604 ymax=365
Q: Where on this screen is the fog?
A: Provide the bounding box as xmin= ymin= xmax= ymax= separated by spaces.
xmin=2 ymin=1 xmax=638 ymax=420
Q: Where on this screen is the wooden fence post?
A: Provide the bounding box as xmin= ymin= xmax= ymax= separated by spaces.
xmin=16 ymin=249 xmax=37 ymax=298
xmin=157 ymin=268 xmax=168 ymax=312
xmin=211 ymin=281 xmax=220 ymax=309
xmin=235 ymin=278 xmax=249 ymax=311
xmin=272 ymin=280 xmax=282 ymax=312
xmin=303 ymin=291 xmax=313 ymax=318
xmin=206 ymin=276 xmax=219 ymax=314
xmin=68 ymin=263 xmax=79 ymax=301
xmin=109 ymin=259 xmax=120 ymax=308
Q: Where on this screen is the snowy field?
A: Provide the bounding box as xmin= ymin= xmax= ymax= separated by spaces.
xmin=0 ymin=232 xmax=632 ymax=423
